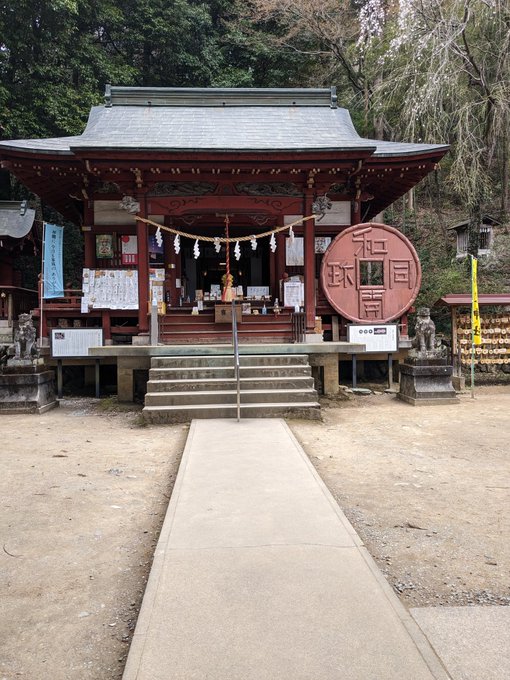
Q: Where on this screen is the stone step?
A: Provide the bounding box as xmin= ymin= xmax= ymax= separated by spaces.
xmin=160 ymin=312 xmax=293 ymax=326
xmin=149 ymin=365 xmax=312 ymax=381
xmin=160 ymin=336 xmax=295 ymax=345
xmin=143 ymin=352 xmax=320 ymax=421
xmin=146 ymin=376 xmax=315 ymax=392
xmin=150 ymin=354 xmax=309 ymax=368
xmin=144 ymin=388 xmax=318 ymax=407
xmin=142 ymin=401 xmax=321 ymax=423
xmin=160 ymin=320 xmax=293 ymax=331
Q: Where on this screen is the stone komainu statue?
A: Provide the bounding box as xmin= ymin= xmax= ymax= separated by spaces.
xmin=413 ymin=307 xmax=436 ymax=353
xmin=14 ymin=313 xmax=38 ymax=360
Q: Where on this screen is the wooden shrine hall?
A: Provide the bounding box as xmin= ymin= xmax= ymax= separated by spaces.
xmin=0 ymin=87 xmax=450 ymax=408
xmin=0 ymin=86 xmax=448 ymax=345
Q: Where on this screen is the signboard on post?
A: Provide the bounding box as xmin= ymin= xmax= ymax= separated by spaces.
xmin=347 ymin=324 xmax=398 ymax=353
xmin=51 ymin=328 xmax=104 ymax=358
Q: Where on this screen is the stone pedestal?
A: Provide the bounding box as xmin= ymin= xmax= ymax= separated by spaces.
xmin=309 ymin=353 xmax=339 ymax=396
xmin=397 ymin=359 xmax=459 ymax=406
xmin=452 ymin=374 xmax=466 ymax=391
xmin=0 ymin=362 xmax=58 ymax=414
xmin=132 ymin=333 xmax=150 ymax=346
xmin=304 ymin=333 xmax=324 ymax=343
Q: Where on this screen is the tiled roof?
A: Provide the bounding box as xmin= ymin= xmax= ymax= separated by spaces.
xmin=0 ymin=87 xmax=448 ymax=158
xmin=0 ymin=201 xmax=35 ymax=238
xmin=437 ymin=294 xmax=510 ymax=307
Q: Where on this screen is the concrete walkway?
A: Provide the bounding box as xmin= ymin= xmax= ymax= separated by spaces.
xmin=123 ymin=419 xmax=450 ymax=680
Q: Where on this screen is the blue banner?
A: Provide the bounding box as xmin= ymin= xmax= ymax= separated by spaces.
xmin=43 ymin=223 xmax=64 ymax=298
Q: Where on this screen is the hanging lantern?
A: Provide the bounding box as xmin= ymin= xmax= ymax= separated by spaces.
xmin=155 ymin=226 xmax=163 ymax=248
xmin=250 ymin=235 xmax=257 ymax=250
xmin=234 ymin=240 xmax=241 ymax=261
xmin=270 ymin=232 xmax=277 ymax=253
xmin=288 ymin=226 xmax=295 ymax=244
xmin=174 ymin=233 xmax=180 ymax=254
xmin=214 ymin=237 xmax=221 ymax=253
xmin=193 ymin=239 xmax=200 ymax=259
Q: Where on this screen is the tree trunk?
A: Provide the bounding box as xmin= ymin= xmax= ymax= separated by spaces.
xmin=407 ymin=188 xmax=414 ymax=212
xmin=501 ymin=131 xmax=509 ymax=217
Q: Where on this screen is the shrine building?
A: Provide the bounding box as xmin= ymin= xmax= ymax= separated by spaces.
xmin=0 ymin=86 xmax=448 ymax=403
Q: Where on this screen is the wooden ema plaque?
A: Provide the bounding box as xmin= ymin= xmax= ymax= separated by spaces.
xmin=320 ymin=223 xmax=421 ymax=323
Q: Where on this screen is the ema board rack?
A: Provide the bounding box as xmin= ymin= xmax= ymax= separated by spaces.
xmin=456 ymin=312 xmax=510 ymax=365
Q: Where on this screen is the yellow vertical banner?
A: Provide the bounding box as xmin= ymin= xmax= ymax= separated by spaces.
xmin=472 ymin=257 xmax=482 ymax=345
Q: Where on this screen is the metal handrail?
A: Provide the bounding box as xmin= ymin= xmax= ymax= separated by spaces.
xmin=231 ymin=300 xmax=241 ymax=421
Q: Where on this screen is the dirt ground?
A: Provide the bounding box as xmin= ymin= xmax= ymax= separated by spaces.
xmin=1 ymin=387 xmax=509 ymax=679
xmin=291 ymin=385 xmax=510 ymax=609
xmin=0 ymin=400 xmax=187 ymax=680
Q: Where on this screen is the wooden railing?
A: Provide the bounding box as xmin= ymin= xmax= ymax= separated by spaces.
xmin=0 ymin=286 xmax=39 ymax=324
xmin=39 ymin=288 xmax=83 ymax=309
xmin=292 ymin=311 xmax=306 ymax=343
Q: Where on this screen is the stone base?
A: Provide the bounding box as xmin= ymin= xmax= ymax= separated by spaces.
xmin=397 ymin=393 xmax=460 ymax=406
xmin=452 ymin=375 xmax=466 ymax=391
xmin=397 ymin=362 xmax=459 ymax=406
xmin=132 ymin=334 xmax=150 ymax=346
xmin=304 ymin=333 xmax=323 ymax=344
xmin=0 ymin=369 xmax=59 ymax=414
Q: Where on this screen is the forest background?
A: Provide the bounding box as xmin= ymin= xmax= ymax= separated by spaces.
xmin=1 ymin=0 xmax=509 ymax=310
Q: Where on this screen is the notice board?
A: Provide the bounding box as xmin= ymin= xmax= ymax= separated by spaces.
xmin=347 ymin=324 xmax=398 ymax=353
xmin=51 ymin=328 xmax=104 ymax=358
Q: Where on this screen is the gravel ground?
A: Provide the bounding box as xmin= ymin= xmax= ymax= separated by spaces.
xmin=290 ymin=385 xmax=510 ymax=609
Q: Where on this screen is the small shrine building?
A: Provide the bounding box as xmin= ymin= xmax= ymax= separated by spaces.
xmin=0 ymin=201 xmax=38 ymax=342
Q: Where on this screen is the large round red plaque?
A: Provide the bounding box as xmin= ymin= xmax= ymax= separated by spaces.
xmin=320 ymin=222 xmax=421 ymax=322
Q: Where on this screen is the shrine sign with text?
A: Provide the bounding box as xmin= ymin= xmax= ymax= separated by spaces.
xmin=320 ymin=223 xmax=421 ymax=323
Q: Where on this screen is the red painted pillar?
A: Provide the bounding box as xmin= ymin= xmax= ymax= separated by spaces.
xmin=136 ymin=194 xmax=150 ymax=333
xmin=101 ymin=309 xmax=111 ymax=341
xmin=304 ymin=191 xmax=316 ymax=331
xmin=163 ymin=219 xmax=177 ymax=307
xmin=276 ymin=216 xmax=286 ymax=293
xmin=83 ymin=202 xmax=95 ymax=268
xmin=83 ymin=230 xmax=95 ymax=268
xmin=269 ymin=246 xmax=277 ymax=301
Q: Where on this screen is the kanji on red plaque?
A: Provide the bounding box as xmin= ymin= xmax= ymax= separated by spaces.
xmin=320 ymin=223 xmax=421 ymax=323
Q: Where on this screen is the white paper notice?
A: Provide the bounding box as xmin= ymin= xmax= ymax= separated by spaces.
xmin=82 ymin=269 xmax=138 ymax=309
xmin=283 ymin=281 xmax=304 ymax=308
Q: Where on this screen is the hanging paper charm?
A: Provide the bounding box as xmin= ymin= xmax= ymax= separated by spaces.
xmin=174 ymin=233 xmax=180 ymax=254
xmin=288 ymin=226 xmax=295 ymax=244
xmin=270 ymin=232 xmax=277 ymax=253
xmin=193 ymin=239 xmax=200 ymax=259
xmin=214 ymin=237 xmax=221 ymax=253
xmin=155 ymin=226 xmax=163 ymax=248
xmin=250 ymin=235 xmax=257 ymax=250
xmin=234 ymin=240 xmax=241 ymax=261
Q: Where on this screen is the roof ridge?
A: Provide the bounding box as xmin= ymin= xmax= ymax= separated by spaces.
xmin=104 ymin=85 xmax=338 ymax=108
